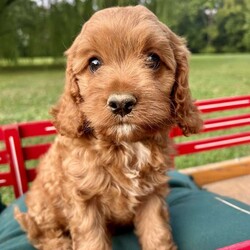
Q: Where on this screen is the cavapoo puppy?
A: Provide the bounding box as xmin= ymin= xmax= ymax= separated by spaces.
xmin=15 ymin=5 xmax=202 ymax=250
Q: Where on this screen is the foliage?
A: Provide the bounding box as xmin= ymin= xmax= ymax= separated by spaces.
xmin=0 ymin=0 xmax=250 ymax=60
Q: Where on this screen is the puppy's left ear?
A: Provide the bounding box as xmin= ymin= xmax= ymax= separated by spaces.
xmin=50 ymin=28 xmax=91 ymax=138
xmin=50 ymin=55 xmax=87 ymax=138
xmin=161 ymin=23 xmax=203 ymax=135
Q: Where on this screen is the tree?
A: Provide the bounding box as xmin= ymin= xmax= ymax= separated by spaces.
xmin=0 ymin=0 xmax=20 ymax=60
xmin=213 ymin=0 xmax=249 ymax=52
xmin=0 ymin=0 xmax=249 ymax=61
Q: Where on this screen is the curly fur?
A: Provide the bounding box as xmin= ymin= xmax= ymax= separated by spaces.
xmin=15 ymin=5 xmax=202 ymax=250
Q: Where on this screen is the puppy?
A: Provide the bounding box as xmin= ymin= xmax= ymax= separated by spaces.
xmin=15 ymin=5 xmax=202 ymax=250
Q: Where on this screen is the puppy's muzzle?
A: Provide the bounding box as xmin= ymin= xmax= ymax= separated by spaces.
xmin=107 ymin=93 xmax=137 ymax=117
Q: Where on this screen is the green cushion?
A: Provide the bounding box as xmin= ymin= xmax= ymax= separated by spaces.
xmin=1 ymin=171 xmax=250 ymax=250
xmin=0 ymin=195 xmax=34 ymax=250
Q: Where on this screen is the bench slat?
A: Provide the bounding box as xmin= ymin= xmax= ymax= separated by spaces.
xmin=27 ymin=169 xmax=37 ymax=182
xmin=170 ymin=113 xmax=250 ymax=137
xmin=0 ymin=150 xmax=8 ymax=164
xmin=23 ymin=143 xmax=51 ymax=161
xmin=203 ymin=113 xmax=250 ymax=132
xmin=0 ymin=172 xmax=13 ymax=187
xmin=0 ymin=128 xmax=3 ymax=141
xmin=18 ymin=120 xmax=55 ymax=138
xmin=196 ymin=95 xmax=250 ymax=113
xmin=2 ymin=125 xmax=29 ymax=197
xmin=176 ymin=132 xmax=250 ymax=155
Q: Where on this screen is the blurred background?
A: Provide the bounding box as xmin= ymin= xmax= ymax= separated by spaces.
xmin=1 ymin=0 xmax=250 ymax=61
xmin=0 ymin=0 xmax=249 ymax=175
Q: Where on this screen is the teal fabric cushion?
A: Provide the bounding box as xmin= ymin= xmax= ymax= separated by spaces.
xmin=0 ymin=195 xmax=34 ymax=250
xmin=1 ymin=171 xmax=250 ymax=250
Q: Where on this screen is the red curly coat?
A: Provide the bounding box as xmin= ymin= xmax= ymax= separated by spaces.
xmin=15 ymin=5 xmax=202 ymax=250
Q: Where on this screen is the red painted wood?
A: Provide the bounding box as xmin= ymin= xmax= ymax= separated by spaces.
xmin=203 ymin=114 xmax=250 ymax=132
xmin=0 ymin=127 xmax=3 ymax=140
xmin=23 ymin=143 xmax=51 ymax=160
xmin=18 ymin=120 xmax=55 ymax=138
xmin=176 ymin=132 xmax=250 ymax=155
xmin=170 ymin=113 xmax=250 ymax=138
xmin=2 ymin=125 xmax=29 ymax=197
xmin=196 ymin=95 xmax=250 ymax=106
xmin=169 ymin=127 xmax=183 ymax=137
xmin=217 ymin=240 xmax=250 ymax=250
xmin=196 ymin=95 xmax=250 ymax=113
xmin=0 ymin=172 xmax=13 ymax=187
xmin=0 ymin=149 xmax=8 ymax=164
xmin=27 ymin=168 xmax=37 ymax=182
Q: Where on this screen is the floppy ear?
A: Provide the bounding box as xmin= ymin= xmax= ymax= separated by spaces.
xmin=50 ymin=31 xmax=91 ymax=138
xmin=161 ymin=24 xmax=203 ymax=135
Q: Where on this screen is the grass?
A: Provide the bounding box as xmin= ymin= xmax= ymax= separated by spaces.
xmin=0 ymin=69 xmax=64 ymax=124
xmin=0 ymin=54 xmax=250 ymax=203
xmin=0 ymin=57 xmax=65 ymax=69
xmin=189 ymin=54 xmax=250 ymax=98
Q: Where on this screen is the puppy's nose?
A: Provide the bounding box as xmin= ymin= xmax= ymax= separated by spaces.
xmin=107 ymin=94 xmax=137 ymax=117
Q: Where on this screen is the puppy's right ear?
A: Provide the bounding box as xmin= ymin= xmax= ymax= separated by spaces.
xmin=51 ymin=33 xmax=89 ymax=138
xmin=159 ymin=22 xmax=203 ymax=136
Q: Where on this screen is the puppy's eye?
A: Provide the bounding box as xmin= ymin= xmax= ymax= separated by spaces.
xmin=89 ymin=57 xmax=102 ymax=73
xmin=146 ymin=53 xmax=161 ymax=70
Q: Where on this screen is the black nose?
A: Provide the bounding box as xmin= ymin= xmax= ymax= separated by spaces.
xmin=107 ymin=94 xmax=137 ymax=117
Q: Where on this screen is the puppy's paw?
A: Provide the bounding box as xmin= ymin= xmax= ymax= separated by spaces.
xmin=14 ymin=206 xmax=28 ymax=230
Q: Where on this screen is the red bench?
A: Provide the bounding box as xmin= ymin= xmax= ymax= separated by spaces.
xmin=1 ymin=95 xmax=250 ymax=198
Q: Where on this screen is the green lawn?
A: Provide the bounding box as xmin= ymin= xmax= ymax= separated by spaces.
xmin=189 ymin=54 xmax=250 ymax=99
xmin=0 ymin=69 xmax=64 ymax=124
xmin=0 ymin=54 xmax=250 ymax=203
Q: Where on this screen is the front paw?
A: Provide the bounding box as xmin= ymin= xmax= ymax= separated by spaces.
xmin=72 ymin=239 xmax=111 ymax=250
xmin=141 ymin=233 xmax=177 ymax=250
xmin=142 ymin=242 xmax=177 ymax=250
xmin=156 ymin=243 xmax=177 ymax=250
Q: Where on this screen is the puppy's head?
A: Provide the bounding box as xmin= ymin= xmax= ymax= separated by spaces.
xmin=51 ymin=5 xmax=202 ymax=142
